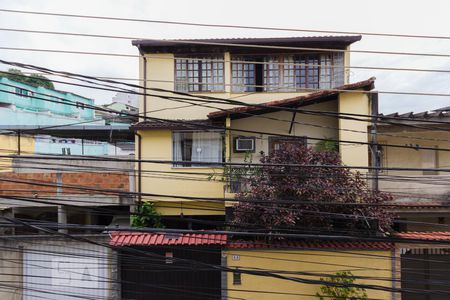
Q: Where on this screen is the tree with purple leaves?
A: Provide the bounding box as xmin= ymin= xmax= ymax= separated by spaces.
xmin=232 ymin=144 xmax=394 ymax=235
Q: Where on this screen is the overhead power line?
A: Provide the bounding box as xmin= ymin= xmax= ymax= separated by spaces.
xmin=1 ymin=27 xmax=450 ymax=61
xmin=2 ymin=80 xmax=450 ymax=155
xmin=1 ymin=8 xmax=450 ymax=41
xmin=6 ymin=43 xmax=450 ymax=76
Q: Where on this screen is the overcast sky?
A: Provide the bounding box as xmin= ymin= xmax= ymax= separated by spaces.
xmin=0 ymin=0 xmax=449 ymax=113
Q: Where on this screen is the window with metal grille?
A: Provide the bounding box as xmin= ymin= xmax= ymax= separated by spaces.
xmin=230 ymin=53 xmax=344 ymax=92
xmin=175 ymin=56 xmax=225 ymax=92
xmin=15 ymin=87 xmax=31 ymax=97
xmin=264 ymin=56 xmax=280 ymax=92
xmin=231 ymin=56 xmax=256 ymax=92
xmin=233 ymin=271 xmax=241 ymax=285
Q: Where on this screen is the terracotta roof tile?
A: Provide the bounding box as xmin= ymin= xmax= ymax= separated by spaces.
xmin=131 ymin=119 xmax=214 ymax=131
xmin=396 ymin=232 xmax=450 ymax=241
xmin=110 ymin=232 xmax=227 ymax=246
xmin=227 ymin=239 xmax=393 ymax=250
xmin=208 ymin=78 xmax=375 ymax=120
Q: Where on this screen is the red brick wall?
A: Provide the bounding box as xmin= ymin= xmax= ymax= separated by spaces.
xmin=0 ymin=172 xmax=130 ymax=196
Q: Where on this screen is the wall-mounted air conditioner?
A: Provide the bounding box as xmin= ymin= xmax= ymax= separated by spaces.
xmin=234 ymin=137 xmax=255 ymax=153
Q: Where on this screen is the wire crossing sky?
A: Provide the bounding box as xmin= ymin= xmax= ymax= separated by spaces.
xmin=0 ymin=0 xmax=450 ymax=112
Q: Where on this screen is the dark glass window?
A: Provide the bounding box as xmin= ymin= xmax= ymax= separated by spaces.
xmin=175 ymin=56 xmax=225 ymax=92
xmin=230 ymin=53 xmax=344 ymax=92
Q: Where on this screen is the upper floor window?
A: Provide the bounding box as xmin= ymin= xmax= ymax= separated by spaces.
xmin=231 ymin=53 xmax=344 ymax=92
xmin=173 ymin=131 xmax=224 ymax=167
xmin=15 ymin=87 xmax=32 ymax=97
xmin=175 ymin=56 xmax=225 ymax=92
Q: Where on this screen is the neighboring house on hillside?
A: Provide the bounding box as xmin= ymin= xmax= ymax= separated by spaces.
xmin=375 ymin=106 xmax=450 ymax=231
xmin=112 ymin=90 xmax=138 ymax=107
xmin=0 ymin=76 xmax=134 ymax=158
xmin=132 ymin=36 xmax=374 ymax=225
xmin=97 ymin=101 xmax=138 ymax=125
xmin=0 ymin=77 xmax=135 ymax=238
xmin=371 ymin=107 xmax=450 ymax=299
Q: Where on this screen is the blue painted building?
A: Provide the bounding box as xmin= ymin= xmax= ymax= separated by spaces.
xmin=0 ymin=77 xmax=134 ymax=156
xmin=0 ymin=77 xmax=102 ymax=126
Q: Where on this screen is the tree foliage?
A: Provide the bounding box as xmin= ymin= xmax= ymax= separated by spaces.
xmin=316 ymin=271 xmax=368 ymax=300
xmin=1 ymin=68 xmax=55 ymax=89
xmin=232 ymin=145 xmax=393 ymax=234
xmin=131 ymin=202 xmax=164 ymax=228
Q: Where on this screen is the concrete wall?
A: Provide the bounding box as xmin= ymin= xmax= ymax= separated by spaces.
xmin=225 ymin=248 xmax=395 ymax=300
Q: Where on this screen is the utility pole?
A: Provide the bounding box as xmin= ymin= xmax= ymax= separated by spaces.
xmin=371 ymin=92 xmax=379 ymax=192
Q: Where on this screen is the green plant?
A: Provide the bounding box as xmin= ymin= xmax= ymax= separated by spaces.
xmin=316 ymin=271 xmax=368 ymax=300
xmin=315 ymin=138 xmax=339 ymax=153
xmin=1 ymin=68 xmax=55 ymax=89
xmin=131 ymin=202 xmax=164 ymax=228
xmin=223 ymin=152 xmax=256 ymax=192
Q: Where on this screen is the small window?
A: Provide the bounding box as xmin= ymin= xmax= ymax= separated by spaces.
xmin=421 ymin=148 xmax=439 ymax=175
xmin=233 ymin=271 xmax=241 ymax=285
xmin=231 ymin=56 xmax=257 ymax=92
xmin=175 ymin=56 xmax=225 ymax=92
xmin=173 ymin=131 xmax=224 ymax=167
xmin=165 ymin=252 xmax=174 ymax=264
xmin=15 ymin=87 xmax=30 ymax=97
xmin=76 ymin=102 xmax=85 ymax=110
xmin=230 ymin=53 xmax=344 ymax=93
xmin=62 ymin=148 xmax=71 ymax=155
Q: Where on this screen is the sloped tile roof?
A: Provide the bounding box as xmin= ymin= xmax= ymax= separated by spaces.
xmin=131 ymin=119 xmax=213 ymax=131
xmin=110 ymin=232 xmax=227 ymax=246
xmin=396 ymin=232 xmax=450 ymax=241
xmin=208 ymin=78 xmax=375 ymax=120
xmin=132 ymin=35 xmax=362 ymax=48
xmin=228 ymin=239 xmax=393 ymax=250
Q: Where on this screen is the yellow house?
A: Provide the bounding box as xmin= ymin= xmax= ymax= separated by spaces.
xmin=0 ymin=134 xmax=34 ymax=172
xmin=132 ymin=36 xmax=375 ymax=220
xmin=225 ymin=239 xmax=396 ymax=300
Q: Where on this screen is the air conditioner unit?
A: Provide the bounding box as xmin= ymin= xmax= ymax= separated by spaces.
xmin=234 ymin=137 xmax=255 ymax=152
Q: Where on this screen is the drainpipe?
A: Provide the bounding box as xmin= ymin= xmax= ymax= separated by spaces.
xmin=56 ymin=172 xmax=68 ymax=234
xmin=391 ymin=248 xmax=397 ymax=300
xmin=134 ymin=132 xmax=142 ymax=217
xmin=138 ymin=46 xmax=147 ymax=119
xmin=17 ymin=130 xmax=21 ymax=155
xmin=370 ymin=92 xmax=379 ymax=192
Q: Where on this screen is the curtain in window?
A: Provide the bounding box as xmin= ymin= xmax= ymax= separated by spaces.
xmin=332 ymin=53 xmax=345 ymax=87
xmin=191 ymin=131 xmax=223 ymax=163
xmin=173 ymin=132 xmax=183 ymax=163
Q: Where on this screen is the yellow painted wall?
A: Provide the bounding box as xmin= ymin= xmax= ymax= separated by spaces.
xmin=225 ymin=249 xmax=394 ymax=300
xmin=141 ymin=52 xmax=350 ymax=120
xmin=376 ymin=129 xmax=450 ymax=201
xmin=378 ymin=130 xmax=450 ymax=175
xmin=338 ymin=92 xmax=370 ymax=169
xmin=230 ymin=101 xmax=339 ymax=163
xmin=137 ymin=49 xmax=370 ymax=213
xmin=0 ymin=135 xmax=35 ymax=172
xmin=138 ymin=129 xmax=225 ymax=216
